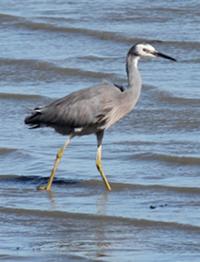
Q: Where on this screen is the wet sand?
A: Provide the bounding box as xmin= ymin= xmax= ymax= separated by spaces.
xmin=0 ymin=177 xmax=200 ymax=261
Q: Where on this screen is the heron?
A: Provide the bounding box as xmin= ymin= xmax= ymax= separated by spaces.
xmin=25 ymin=43 xmax=176 ymax=191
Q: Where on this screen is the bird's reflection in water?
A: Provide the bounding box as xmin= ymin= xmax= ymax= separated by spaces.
xmin=95 ymin=191 xmax=111 ymax=258
xmin=42 ymin=184 xmax=112 ymax=258
xmin=47 ymin=190 xmax=57 ymax=209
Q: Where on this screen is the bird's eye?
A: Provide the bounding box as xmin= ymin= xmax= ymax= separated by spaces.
xmin=143 ymin=48 xmax=152 ymax=54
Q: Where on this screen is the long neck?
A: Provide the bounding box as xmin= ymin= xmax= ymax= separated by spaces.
xmin=126 ymin=55 xmax=142 ymax=103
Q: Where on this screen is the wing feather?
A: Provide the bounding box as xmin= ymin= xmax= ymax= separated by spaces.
xmin=38 ymin=84 xmax=121 ymax=129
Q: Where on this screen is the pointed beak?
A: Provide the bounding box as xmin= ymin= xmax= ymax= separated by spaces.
xmin=154 ymin=51 xmax=177 ymax=62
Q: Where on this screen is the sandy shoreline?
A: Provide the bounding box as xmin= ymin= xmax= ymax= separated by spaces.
xmin=1 ymin=205 xmax=200 ymax=262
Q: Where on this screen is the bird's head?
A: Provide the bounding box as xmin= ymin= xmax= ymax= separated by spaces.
xmin=128 ymin=43 xmax=176 ymax=62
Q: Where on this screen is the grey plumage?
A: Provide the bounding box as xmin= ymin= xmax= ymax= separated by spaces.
xmin=25 ymin=83 xmax=131 ymax=135
xmin=25 ymin=43 xmax=176 ymax=191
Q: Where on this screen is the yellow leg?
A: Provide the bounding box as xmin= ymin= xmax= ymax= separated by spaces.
xmin=37 ymin=136 xmax=71 ymax=191
xmin=96 ymin=145 xmax=111 ymax=191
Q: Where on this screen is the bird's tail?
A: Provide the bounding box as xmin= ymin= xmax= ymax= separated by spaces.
xmin=24 ymin=108 xmax=43 ymax=129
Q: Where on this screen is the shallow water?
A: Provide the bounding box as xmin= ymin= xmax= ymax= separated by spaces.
xmin=0 ymin=0 xmax=200 ymax=261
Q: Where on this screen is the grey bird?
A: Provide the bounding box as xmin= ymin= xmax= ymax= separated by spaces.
xmin=25 ymin=43 xmax=176 ymax=191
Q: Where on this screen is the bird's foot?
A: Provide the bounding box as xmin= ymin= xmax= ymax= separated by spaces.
xmin=37 ymin=184 xmax=50 ymax=191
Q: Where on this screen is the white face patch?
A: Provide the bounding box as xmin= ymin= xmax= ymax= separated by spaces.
xmin=135 ymin=43 xmax=156 ymax=58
